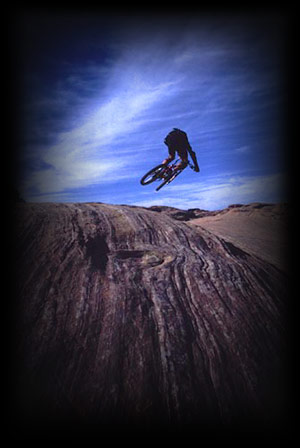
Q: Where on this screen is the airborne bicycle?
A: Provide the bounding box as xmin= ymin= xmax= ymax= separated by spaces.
xmin=140 ymin=159 xmax=197 ymax=191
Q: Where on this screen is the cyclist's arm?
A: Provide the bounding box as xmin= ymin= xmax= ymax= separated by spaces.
xmin=187 ymin=146 xmax=200 ymax=172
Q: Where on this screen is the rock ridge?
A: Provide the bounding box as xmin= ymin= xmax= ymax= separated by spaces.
xmin=12 ymin=202 xmax=289 ymax=433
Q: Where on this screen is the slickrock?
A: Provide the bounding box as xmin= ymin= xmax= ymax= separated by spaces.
xmin=12 ymin=202 xmax=290 ymax=434
xmin=187 ymin=203 xmax=289 ymax=272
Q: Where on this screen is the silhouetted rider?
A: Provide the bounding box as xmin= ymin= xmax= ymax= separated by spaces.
xmin=162 ymin=128 xmax=200 ymax=172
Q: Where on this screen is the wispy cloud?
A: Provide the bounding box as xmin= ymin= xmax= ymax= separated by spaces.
xmin=235 ymin=145 xmax=250 ymax=154
xmin=134 ymin=173 xmax=287 ymax=211
xmin=19 ymin=14 xmax=286 ymax=208
xmin=22 ymin=57 xmax=181 ymax=196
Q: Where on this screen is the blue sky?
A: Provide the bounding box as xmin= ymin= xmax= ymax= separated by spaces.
xmin=15 ymin=10 xmax=288 ymax=210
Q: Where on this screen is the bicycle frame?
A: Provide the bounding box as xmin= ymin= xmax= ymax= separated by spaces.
xmin=159 ymin=159 xmax=193 ymax=176
xmin=140 ymin=159 xmax=195 ymax=191
xmin=158 ymin=160 xmax=179 ymax=178
xmin=155 ymin=160 xmax=194 ymax=191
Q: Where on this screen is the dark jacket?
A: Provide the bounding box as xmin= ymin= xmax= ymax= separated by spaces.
xmin=164 ymin=128 xmax=199 ymax=171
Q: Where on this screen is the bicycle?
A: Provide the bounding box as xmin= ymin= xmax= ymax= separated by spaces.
xmin=140 ymin=159 xmax=197 ymax=191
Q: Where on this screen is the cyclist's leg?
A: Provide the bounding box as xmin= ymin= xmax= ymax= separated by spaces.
xmin=162 ymin=147 xmax=175 ymax=165
xmin=175 ymin=149 xmax=188 ymax=170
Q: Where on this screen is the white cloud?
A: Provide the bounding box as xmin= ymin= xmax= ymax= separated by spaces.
xmin=23 ymin=65 xmax=180 ymax=197
xmin=235 ymin=145 xmax=250 ymax=154
xmin=21 ymin=19 xmax=284 ymax=206
xmin=134 ymin=173 xmax=287 ymax=210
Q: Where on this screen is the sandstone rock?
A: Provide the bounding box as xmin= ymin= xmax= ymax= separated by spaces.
xmin=188 ymin=203 xmax=289 ymax=272
xmin=12 ymin=202 xmax=290 ymax=436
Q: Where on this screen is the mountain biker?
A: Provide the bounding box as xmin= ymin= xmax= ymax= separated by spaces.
xmin=162 ymin=128 xmax=200 ymax=172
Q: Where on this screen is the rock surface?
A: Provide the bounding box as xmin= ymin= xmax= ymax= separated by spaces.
xmin=12 ymin=202 xmax=290 ymax=435
xmin=187 ymin=203 xmax=289 ymax=273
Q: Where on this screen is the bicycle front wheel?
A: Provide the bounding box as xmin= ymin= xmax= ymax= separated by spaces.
xmin=140 ymin=164 xmax=165 ymax=185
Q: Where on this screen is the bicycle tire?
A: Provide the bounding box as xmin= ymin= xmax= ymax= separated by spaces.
xmin=140 ymin=164 xmax=165 ymax=185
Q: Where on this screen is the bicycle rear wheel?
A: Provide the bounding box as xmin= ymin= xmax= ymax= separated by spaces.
xmin=140 ymin=164 xmax=165 ymax=185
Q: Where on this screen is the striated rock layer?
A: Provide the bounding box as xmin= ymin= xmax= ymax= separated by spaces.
xmin=188 ymin=203 xmax=289 ymax=273
xmin=12 ymin=202 xmax=290 ymax=433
